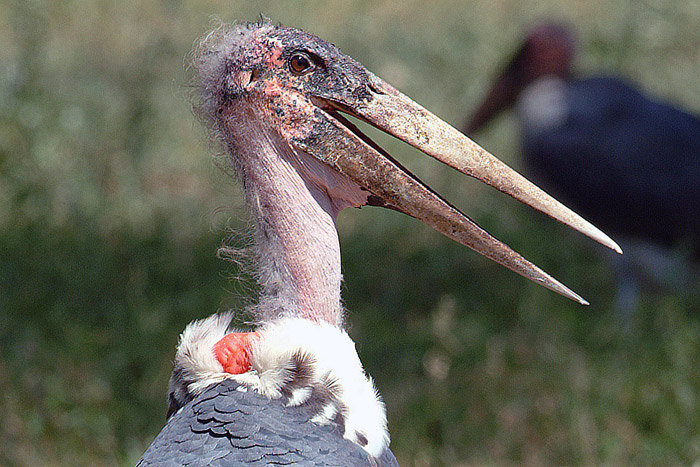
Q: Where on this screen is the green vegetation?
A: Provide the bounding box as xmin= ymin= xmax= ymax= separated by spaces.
xmin=2 ymin=0 xmax=699 ymax=465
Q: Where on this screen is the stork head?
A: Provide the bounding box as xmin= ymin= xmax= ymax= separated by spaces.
xmin=466 ymin=22 xmax=576 ymax=133
xmin=194 ymin=21 xmax=618 ymax=309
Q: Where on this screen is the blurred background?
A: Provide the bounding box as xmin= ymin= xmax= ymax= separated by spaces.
xmin=2 ymin=0 xmax=699 ymax=465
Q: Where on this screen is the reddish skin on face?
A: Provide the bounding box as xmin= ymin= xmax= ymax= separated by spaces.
xmin=213 ymin=332 xmax=260 ymax=374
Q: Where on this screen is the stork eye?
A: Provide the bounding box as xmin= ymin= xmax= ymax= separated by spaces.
xmin=289 ymin=52 xmax=314 ymax=74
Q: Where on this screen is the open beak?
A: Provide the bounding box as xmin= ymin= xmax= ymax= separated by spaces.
xmin=292 ymin=75 xmax=620 ymax=305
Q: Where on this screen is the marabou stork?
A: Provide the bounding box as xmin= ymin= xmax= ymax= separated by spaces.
xmin=139 ymin=21 xmax=619 ymax=465
xmin=465 ymin=22 xmax=700 ymax=312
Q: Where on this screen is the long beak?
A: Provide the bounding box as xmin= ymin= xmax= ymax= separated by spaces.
xmin=293 ymin=78 xmax=620 ymax=304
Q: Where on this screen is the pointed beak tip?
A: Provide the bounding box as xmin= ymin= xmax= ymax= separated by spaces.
xmin=595 ymin=231 xmax=623 ymax=255
xmin=562 ymin=288 xmax=589 ymax=306
xmin=574 ymin=219 xmax=622 ymax=255
xmin=543 ymin=277 xmax=589 ymax=306
xmin=563 ymin=288 xmax=589 ymax=306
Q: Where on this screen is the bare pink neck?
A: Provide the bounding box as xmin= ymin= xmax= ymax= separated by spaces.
xmin=239 ymin=136 xmax=345 ymax=326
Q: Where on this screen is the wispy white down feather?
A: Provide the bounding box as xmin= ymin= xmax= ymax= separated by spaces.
xmin=174 ymin=312 xmax=233 ymax=396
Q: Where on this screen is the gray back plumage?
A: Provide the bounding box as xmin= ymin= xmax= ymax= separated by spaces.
xmin=138 ymin=378 xmax=399 ymax=466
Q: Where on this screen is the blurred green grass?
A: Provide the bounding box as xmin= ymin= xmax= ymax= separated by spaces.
xmin=1 ymin=0 xmax=700 ymax=465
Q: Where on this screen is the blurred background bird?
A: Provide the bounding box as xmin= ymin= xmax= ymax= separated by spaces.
xmin=465 ymin=21 xmax=700 ymax=318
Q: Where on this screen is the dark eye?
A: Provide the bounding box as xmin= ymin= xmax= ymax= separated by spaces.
xmin=289 ymin=52 xmax=314 ymax=74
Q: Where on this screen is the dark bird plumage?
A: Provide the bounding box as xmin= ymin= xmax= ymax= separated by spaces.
xmin=138 ymin=379 xmax=398 ymax=467
xmin=524 ymin=75 xmax=700 ymax=246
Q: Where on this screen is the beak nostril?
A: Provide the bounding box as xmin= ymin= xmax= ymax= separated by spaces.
xmin=367 ymin=82 xmax=386 ymax=96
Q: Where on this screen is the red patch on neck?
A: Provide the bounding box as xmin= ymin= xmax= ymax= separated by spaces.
xmin=213 ymin=332 xmax=260 ymax=374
